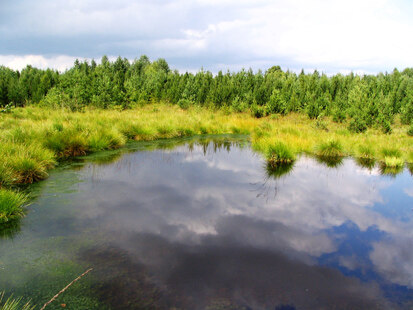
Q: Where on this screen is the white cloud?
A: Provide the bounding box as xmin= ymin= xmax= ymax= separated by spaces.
xmin=2 ymin=0 xmax=413 ymax=73
xmin=0 ymin=55 xmax=119 ymax=72
xmin=0 ymin=55 xmax=86 ymax=71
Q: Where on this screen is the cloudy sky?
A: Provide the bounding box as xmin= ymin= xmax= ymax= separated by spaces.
xmin=1 ymin=0 xmax=413 ymax=73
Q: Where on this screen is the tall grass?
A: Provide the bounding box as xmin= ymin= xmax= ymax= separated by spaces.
xmin=383 ymin=157 xmax=404 ymax=168
xmin=380 ymin=147 xmax=405 ymax=168
xmin=266 ymin=142 xmax=295 ymax=166
xmin=0 ymin=189 xmax=27 ymax=223
xmin=0 ymin=104 xmax=412 ymax=222
xmin=315 ymin=139 xmax=344 ymax=158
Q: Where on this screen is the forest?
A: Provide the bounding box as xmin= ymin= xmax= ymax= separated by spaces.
xmin=1 ymin=55 xmax=413 ymax=134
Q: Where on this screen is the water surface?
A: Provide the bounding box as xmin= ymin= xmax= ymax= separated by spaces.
xmin=0 ymin=136 xmax=412 ymax=309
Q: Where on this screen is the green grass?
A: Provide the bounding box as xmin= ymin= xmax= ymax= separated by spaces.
xmin=383 ymin=156 xmax=404 ymax=168
xmin=266 ymin=142 xmax=296 ymax=166
xmin=358 ymin=145 xmax=375 ymax=159
xmin=0 ymin=103 xmax=412 ymax=222
xmin=381 ymin=148 xmax=402 ymax=158
xmin=0 ymin=189 xmax=27 ymax=224
xmin=0 ymin=292 xmax=34 ymax=310
xmin=0 ymin=164 xmax=14 ymax=188
xmin=315 ymin=139 xmax=344 ymax=158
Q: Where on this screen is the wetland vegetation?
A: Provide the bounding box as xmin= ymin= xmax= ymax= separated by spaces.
xmin=0 ymin=57 xmax=412 ymax=308
xmin=0 ymin=56 xmax=412 ymax=223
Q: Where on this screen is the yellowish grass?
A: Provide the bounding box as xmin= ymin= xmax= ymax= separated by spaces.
xmin=0 ymin=103 xmax=411 ymax=221
xmin=0 ymin=105 xmax=410 ymax=176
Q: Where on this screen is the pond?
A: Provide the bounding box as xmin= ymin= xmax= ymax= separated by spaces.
xmin=0 ymin=135 xmax=412 ymax=310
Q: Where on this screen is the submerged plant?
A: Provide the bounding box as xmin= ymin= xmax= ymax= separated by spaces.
xmin=266 ymin=142 xmax=295 ymax=166
xmin=0 ymin=189 xmax=27 ymax=224
xmin=0 ymin=292 xmax=34 ymax=310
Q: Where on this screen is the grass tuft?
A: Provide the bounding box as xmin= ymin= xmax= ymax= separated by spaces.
xmin=0 ymin=165 xmax=14 ymax=188
xmin=381 ymin=148 xmax=402 ymax=158
xmin=0 ymin=189 xmax=27 ymax=224
xmin=383 ymin=156 xmax=404 ymax=168
xmin=9 ymin=157 xmax=48 ymax=184
xmin=358 ymin=145 xmax=375 ymax=159
xmin=315 ymin=139 xmax=344 ymax=158
xmin=266 ymin=142 xmax=295 ymax=166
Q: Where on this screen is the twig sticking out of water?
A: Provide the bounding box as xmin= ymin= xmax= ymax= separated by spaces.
xmin=39 ymin=268 xmax=93 ymax=310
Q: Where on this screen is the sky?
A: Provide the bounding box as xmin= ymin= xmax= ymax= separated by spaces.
xmin=1 ymin=0 xmax=413 ymax=74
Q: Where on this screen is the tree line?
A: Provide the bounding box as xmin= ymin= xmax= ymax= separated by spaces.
xmin=1 ymin=55 xmax=412 ymax=133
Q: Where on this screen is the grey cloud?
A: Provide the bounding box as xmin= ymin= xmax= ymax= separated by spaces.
xmin=3 ymin=0 xmax=413 ymax=72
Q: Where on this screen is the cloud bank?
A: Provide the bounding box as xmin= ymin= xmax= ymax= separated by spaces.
xmin=1 ymin=0 xmax=413 ymax=72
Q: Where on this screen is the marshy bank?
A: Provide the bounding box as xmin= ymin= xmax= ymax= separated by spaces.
xmin=0 ymin=137 xmax=412 ymax=309
xmin=0 ymin=104 xmax=412 ymax=223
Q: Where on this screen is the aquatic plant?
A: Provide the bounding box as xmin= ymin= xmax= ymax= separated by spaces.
xmin=0 ymin=189 xmax=27 ymax=223
xmin=0 ymin=292 xmax=34 ymax=310
xmin=266 ymin=142 xmax=295 ymax=166
xmin=315 ymin=139 xmax=344 ymax=158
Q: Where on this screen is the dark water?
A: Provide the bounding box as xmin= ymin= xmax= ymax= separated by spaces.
xmin=0 ymin=136 xmax=412 ymax=310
